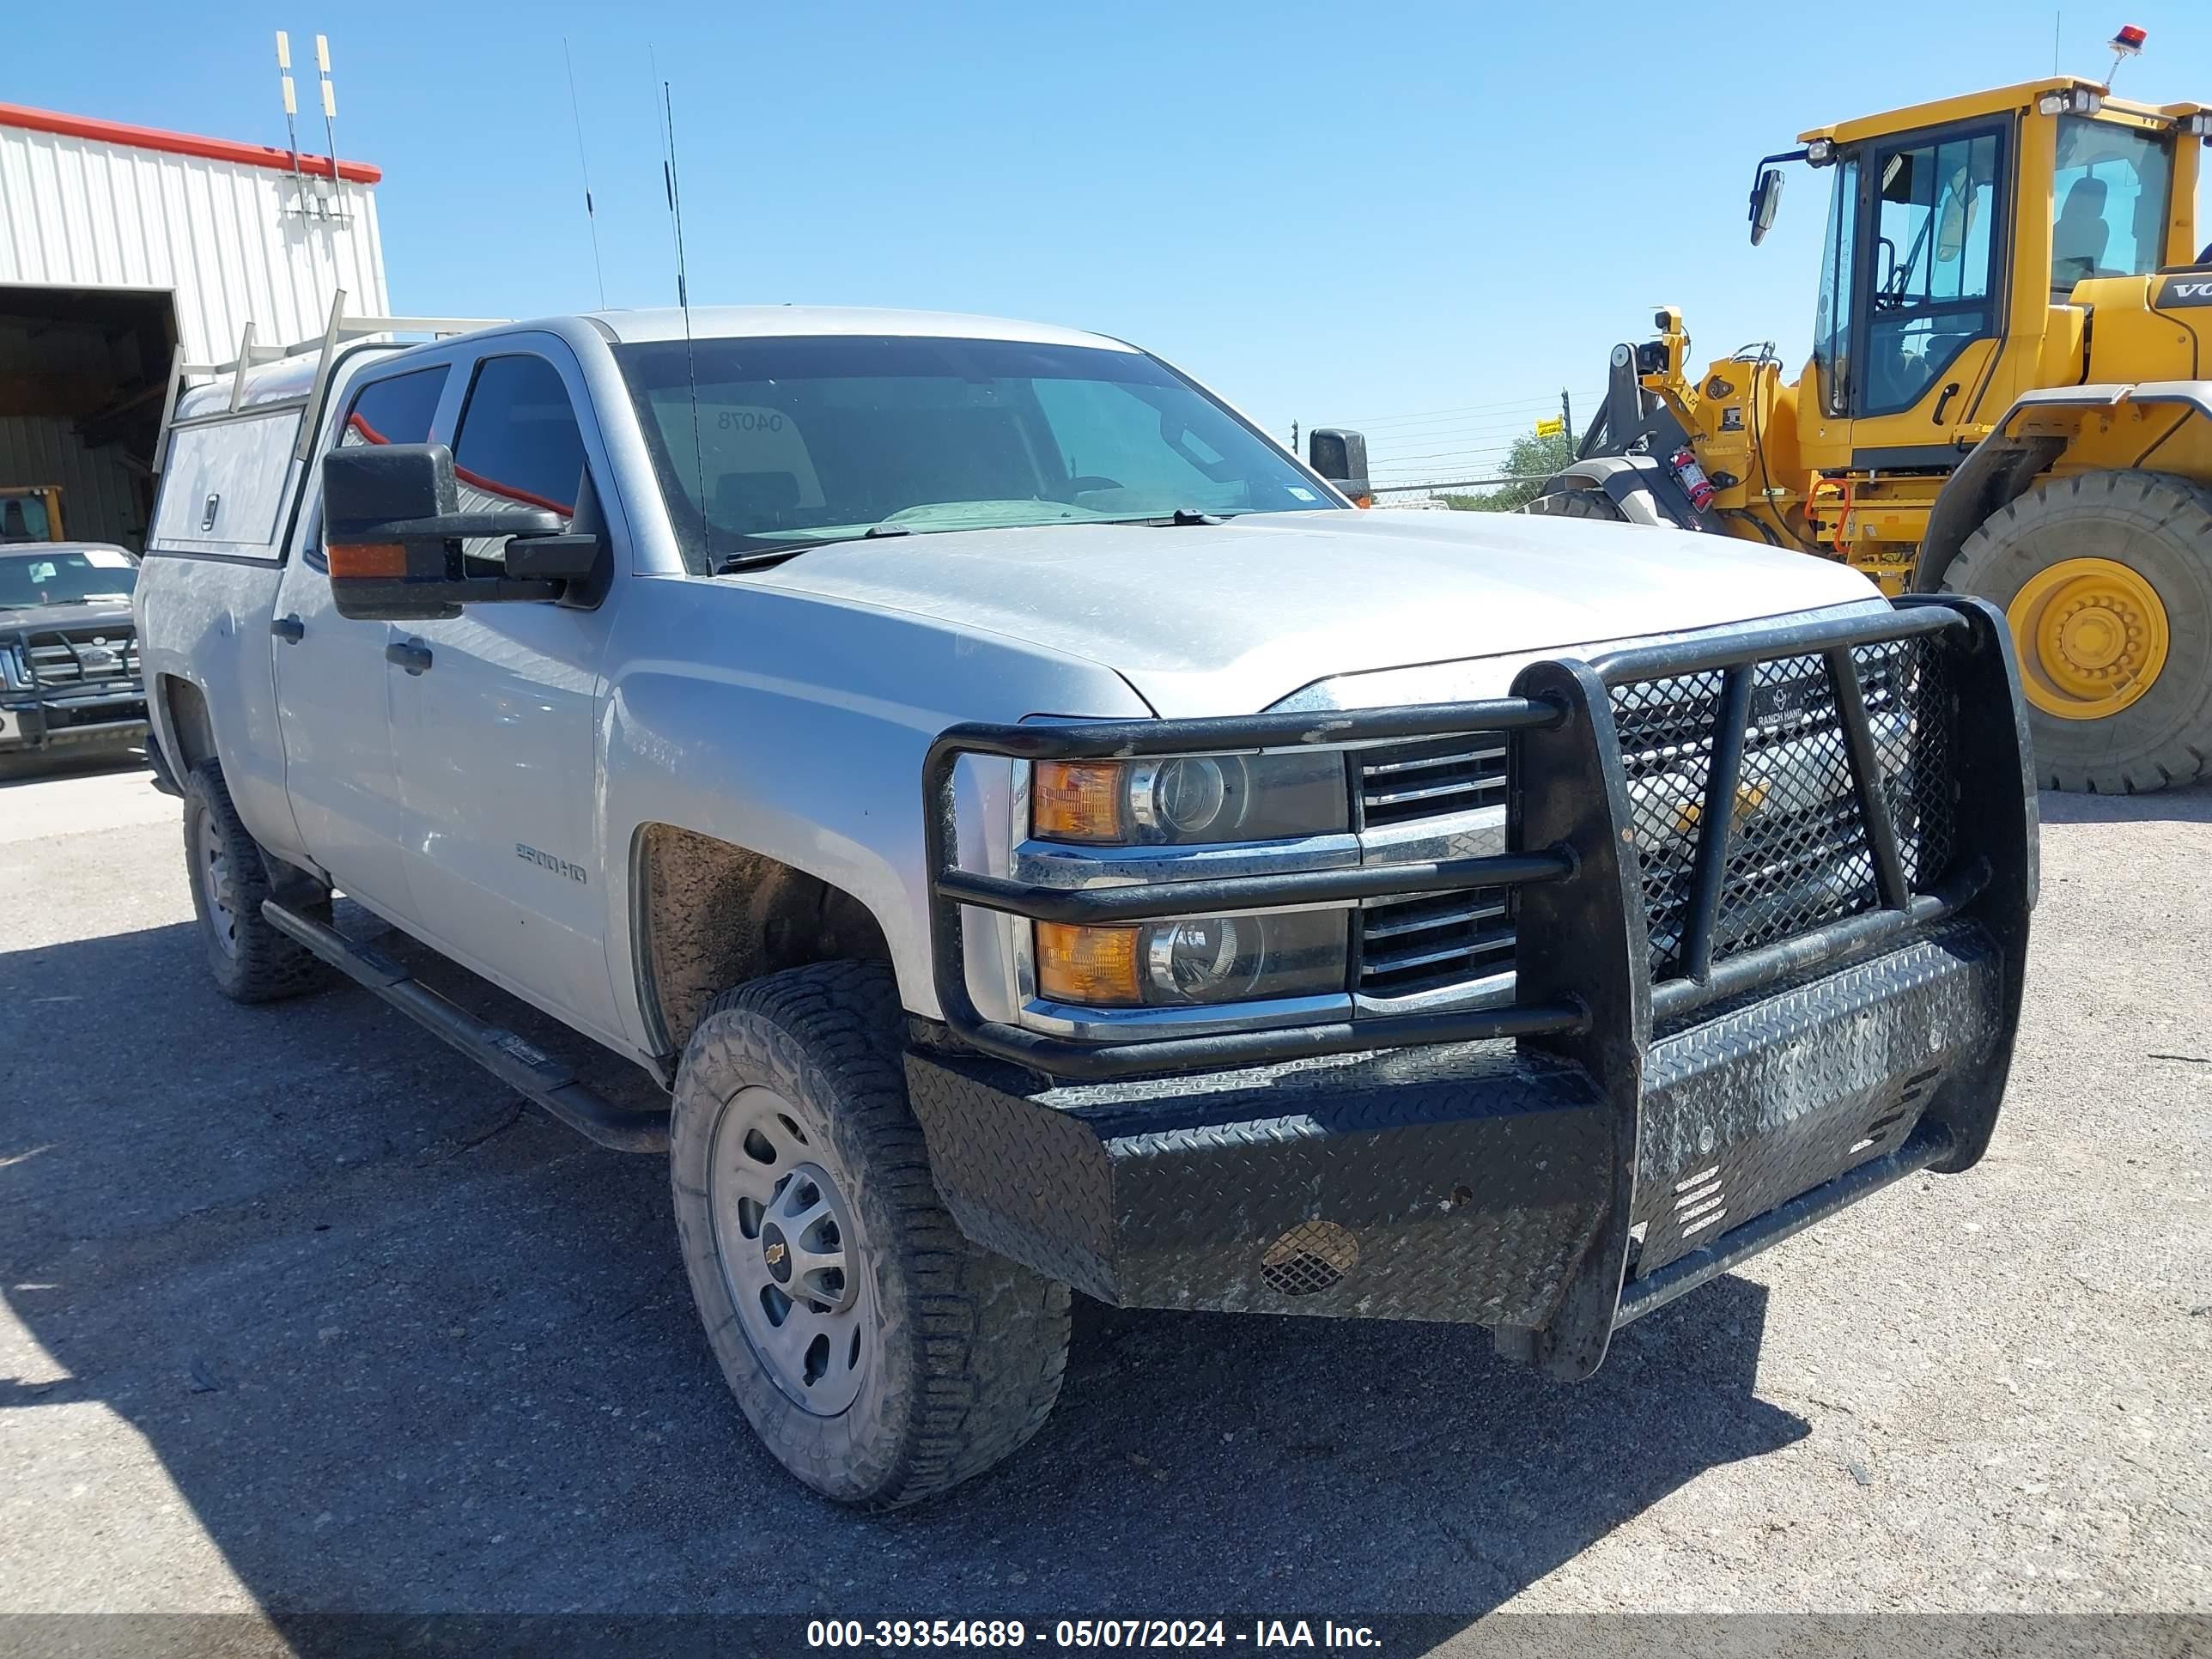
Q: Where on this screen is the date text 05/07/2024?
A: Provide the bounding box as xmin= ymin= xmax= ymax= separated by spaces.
xmin=805 ymin=1620 xmax=1383 ymax=1650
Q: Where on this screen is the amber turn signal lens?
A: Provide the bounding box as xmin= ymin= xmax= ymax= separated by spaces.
xmin=326 ymin=541 xmax=408 ymax=578
xmin=1034 ymin=922 xmax=1141 ymax=1006
xmin=1032 ymin=760 xmax=1125 ymax=842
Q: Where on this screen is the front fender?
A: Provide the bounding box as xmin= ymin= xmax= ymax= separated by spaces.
xmin=598 ymin=575 xmax=1152 ymax=1053
xmin=1913 ymin=382 xmax=2212 ymax=590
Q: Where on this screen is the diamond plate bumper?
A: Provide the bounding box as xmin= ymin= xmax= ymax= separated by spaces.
xmin=907 ymin=916 xmax=2007 ymax=1348
xmin=915 ymin=596 xmax=2036 ymax=1378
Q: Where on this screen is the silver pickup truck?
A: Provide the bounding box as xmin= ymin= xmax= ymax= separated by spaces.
xmin=135 ymin=303 xmax=2037 ymax=1508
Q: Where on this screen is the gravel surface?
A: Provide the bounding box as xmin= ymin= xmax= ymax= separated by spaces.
xmin=1 ymin=758 xmax=2207 ymax=1640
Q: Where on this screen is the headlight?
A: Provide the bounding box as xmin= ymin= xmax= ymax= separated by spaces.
xmin=1031 ymin=751 xmax=1350 ymax=845
xmin=1035 ymin=910 xmax=1348 ymax=1007
xmin=0 ymin=643 xmax=24 ymax=689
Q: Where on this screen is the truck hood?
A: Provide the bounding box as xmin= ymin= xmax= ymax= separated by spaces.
xmin=760 ymin=508 xmax=1881 ymax=716
xmin=0 ymin=599 xmax=135 ymax=635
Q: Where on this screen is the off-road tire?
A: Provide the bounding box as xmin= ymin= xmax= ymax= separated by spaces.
xmin=1523 ymin=487 xmax=1626 ymax=521
xmin=180 ymin=759 xmax=329 ymax=1003
xmin=670 ymin=960 xmax=1070 ymax=1508
xmin=1942 ymin=471 xmax=2212 ymax=793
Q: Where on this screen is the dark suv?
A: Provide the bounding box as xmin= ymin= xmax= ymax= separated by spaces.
xmin=0 ymin=543 xmax=148 ymax=766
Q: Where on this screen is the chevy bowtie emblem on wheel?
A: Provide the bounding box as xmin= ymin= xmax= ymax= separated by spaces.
xmin=763 ymin=1241 xmax=787 ymax=1267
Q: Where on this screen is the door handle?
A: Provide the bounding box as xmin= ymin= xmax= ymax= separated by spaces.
xmin=385 ymin=639 xmax=434 ymax=676
xmin=1931 ymin=381 xmax=1961 ymax=424
xmin=270 ymin=614 xmax=305 ymax=643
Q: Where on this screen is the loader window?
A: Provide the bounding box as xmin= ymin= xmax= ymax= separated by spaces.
xmin=1859 ymin=125 xmax=2004 ymax=417
xmin=1814 ymin=156 xmax=1860 ymax=418
xmin=2051 ymin=118 xmax=2172 ymax=293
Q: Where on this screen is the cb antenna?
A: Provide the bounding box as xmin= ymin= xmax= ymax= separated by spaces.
xmin=657 ymin=70 xmax=709 ymax=536
xmin=315 ymin=35 xmax=346 ymax=220
xmin=563 ymin=40 xmax=607 ymax=309
xmin=274 ymin=33 xmax=308 ymax=214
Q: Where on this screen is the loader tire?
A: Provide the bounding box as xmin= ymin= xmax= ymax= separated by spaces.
xmin=1523 ymin=487 xmax=1626 ymax=521
xmin=181 ymin=759 xmax=330 ymax=1002
xmin=1942 ymin=471 xmax=2212 ymax=793
xmin=670 ymin=960 xmax=1070 ymax=1509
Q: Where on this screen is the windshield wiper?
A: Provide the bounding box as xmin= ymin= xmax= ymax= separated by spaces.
xmin=1105 ymin=507 xmax=1227 ymax=527
xmin=715 ymin=523 xmax=910 ymax=574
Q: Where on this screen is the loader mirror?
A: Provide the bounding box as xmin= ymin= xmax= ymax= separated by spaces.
xmin=1748 ymin=167 xmax=1785 ymax=246
xmin=321 ymin=442 xmax=574 ymax=621
xmin=1308 ymin=428 xmax=1372 ymax=507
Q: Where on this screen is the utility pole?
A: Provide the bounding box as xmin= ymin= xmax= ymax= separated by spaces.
xmin=1559 ymin=389 xmax=1573 ymax=444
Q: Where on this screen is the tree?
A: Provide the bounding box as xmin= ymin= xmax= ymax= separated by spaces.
xmin=1437 ymin=429 xmax=1577 ymax=513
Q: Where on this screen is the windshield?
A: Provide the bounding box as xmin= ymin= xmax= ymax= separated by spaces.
xmin=614 ymin=335 xmax=1338 ymax=563
xmin=0 ymin=547 xmax=137 ymax=610
xmin=2052 ymin=117 xmax=2173 ymax=292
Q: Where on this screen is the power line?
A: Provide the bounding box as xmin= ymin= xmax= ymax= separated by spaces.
xmin=1355 ymin=413 xmax=1567 ymax=439
xmin=1340 ymin=397 xmax=1574 ymax=429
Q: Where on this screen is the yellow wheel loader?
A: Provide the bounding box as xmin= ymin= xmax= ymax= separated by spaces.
xmin=0 ymin=484 xmax=64 ymax=544
xmin=1527 ymin=70 xmax=2212 ymax=793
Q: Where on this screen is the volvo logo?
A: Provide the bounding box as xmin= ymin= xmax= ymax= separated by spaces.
xmin=2160 ymin=276 xmax=2212 ymax=308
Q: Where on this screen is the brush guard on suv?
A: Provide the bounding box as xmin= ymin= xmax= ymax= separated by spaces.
xmin=908 ymin=598 xmax=2035 ymax=1379
xmin=0 ymin=624 xmax=148 ymax=753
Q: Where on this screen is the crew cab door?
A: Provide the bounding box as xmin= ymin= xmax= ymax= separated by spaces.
xmin=385 ymin=337 xmax=623 ymax=1036
xmin=272 ymin=362 xmax=454 ymax=918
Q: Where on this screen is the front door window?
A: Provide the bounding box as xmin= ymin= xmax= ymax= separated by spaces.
xmin=1860 ymin=127 xmax=2005 ymax=417
xmin=1814 ymin=156 xmax=1861 ymax=418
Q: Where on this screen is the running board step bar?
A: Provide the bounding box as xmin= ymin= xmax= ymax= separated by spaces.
xmin=262 ymin=900 xmax=669 ymax=1153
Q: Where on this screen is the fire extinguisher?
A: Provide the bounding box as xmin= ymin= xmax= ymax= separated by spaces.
xmin=1669 ymin=446 xmax=1717 ymax=511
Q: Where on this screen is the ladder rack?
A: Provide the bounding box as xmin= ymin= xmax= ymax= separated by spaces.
xmin=154 ymin=290 xmax=507 ymax=472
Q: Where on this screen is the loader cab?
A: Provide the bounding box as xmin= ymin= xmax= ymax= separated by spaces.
xmin=1795 ymin=78 xmax=2201 ymax=472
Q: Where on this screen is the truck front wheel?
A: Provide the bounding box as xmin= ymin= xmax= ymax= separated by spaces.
xmin=669 ymin=960 xmax=1070 ymax=1508
xmin=180 ymin=759 xmax=329 ymax=1003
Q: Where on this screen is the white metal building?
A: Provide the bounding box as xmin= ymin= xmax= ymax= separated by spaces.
xmin=0 ymin=100 xmax=388 ymax=549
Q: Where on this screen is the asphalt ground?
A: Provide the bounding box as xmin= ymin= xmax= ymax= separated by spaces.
xmin=1 ymin=755 xmax=2207 ymax=1652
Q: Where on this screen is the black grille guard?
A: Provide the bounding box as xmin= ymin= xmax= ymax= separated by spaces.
xmin=5 ymin=624 xmax=141 ymax=701
xmin=924 ymin=595 xmax=2035 ymax=1089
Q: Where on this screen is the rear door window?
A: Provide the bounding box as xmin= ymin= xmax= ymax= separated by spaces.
xmin=340 ymin=365 xmax=450 ymax=449
xmin=307 ymin=364 xmax=453 ymax=569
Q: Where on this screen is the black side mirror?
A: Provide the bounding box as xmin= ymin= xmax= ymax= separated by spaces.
xmin=322 ymin=443 xmax=596 ymax=620
xmin=1307 ymin=428 xmax=1371 ymax=506
xmin=1747 ymin=167 xmax=1785 ymax=246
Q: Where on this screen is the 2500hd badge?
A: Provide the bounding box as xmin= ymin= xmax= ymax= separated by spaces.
xmin=516 ymin=842 xmax=587 ymax=884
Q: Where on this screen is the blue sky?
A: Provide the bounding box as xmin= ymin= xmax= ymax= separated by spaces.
xmin=9 ymin=1 xmax=2209 ymax=483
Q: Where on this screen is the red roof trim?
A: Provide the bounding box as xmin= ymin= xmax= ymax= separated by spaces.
xmin=0 ymin=101 xmax=382 ymax=185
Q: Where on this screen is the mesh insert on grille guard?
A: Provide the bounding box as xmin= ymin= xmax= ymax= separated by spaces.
xmin=1608 ymin=636 xmax=1958 ymax=980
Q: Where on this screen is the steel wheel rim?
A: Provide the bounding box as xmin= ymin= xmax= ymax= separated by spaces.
xmin=196 ymin=810 xmax=240 ymax=958
xmin=708 ymin=1085 xmax=872 ymax=1416
xmin=2006 ymin=556 xmax=2171 ymax=721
